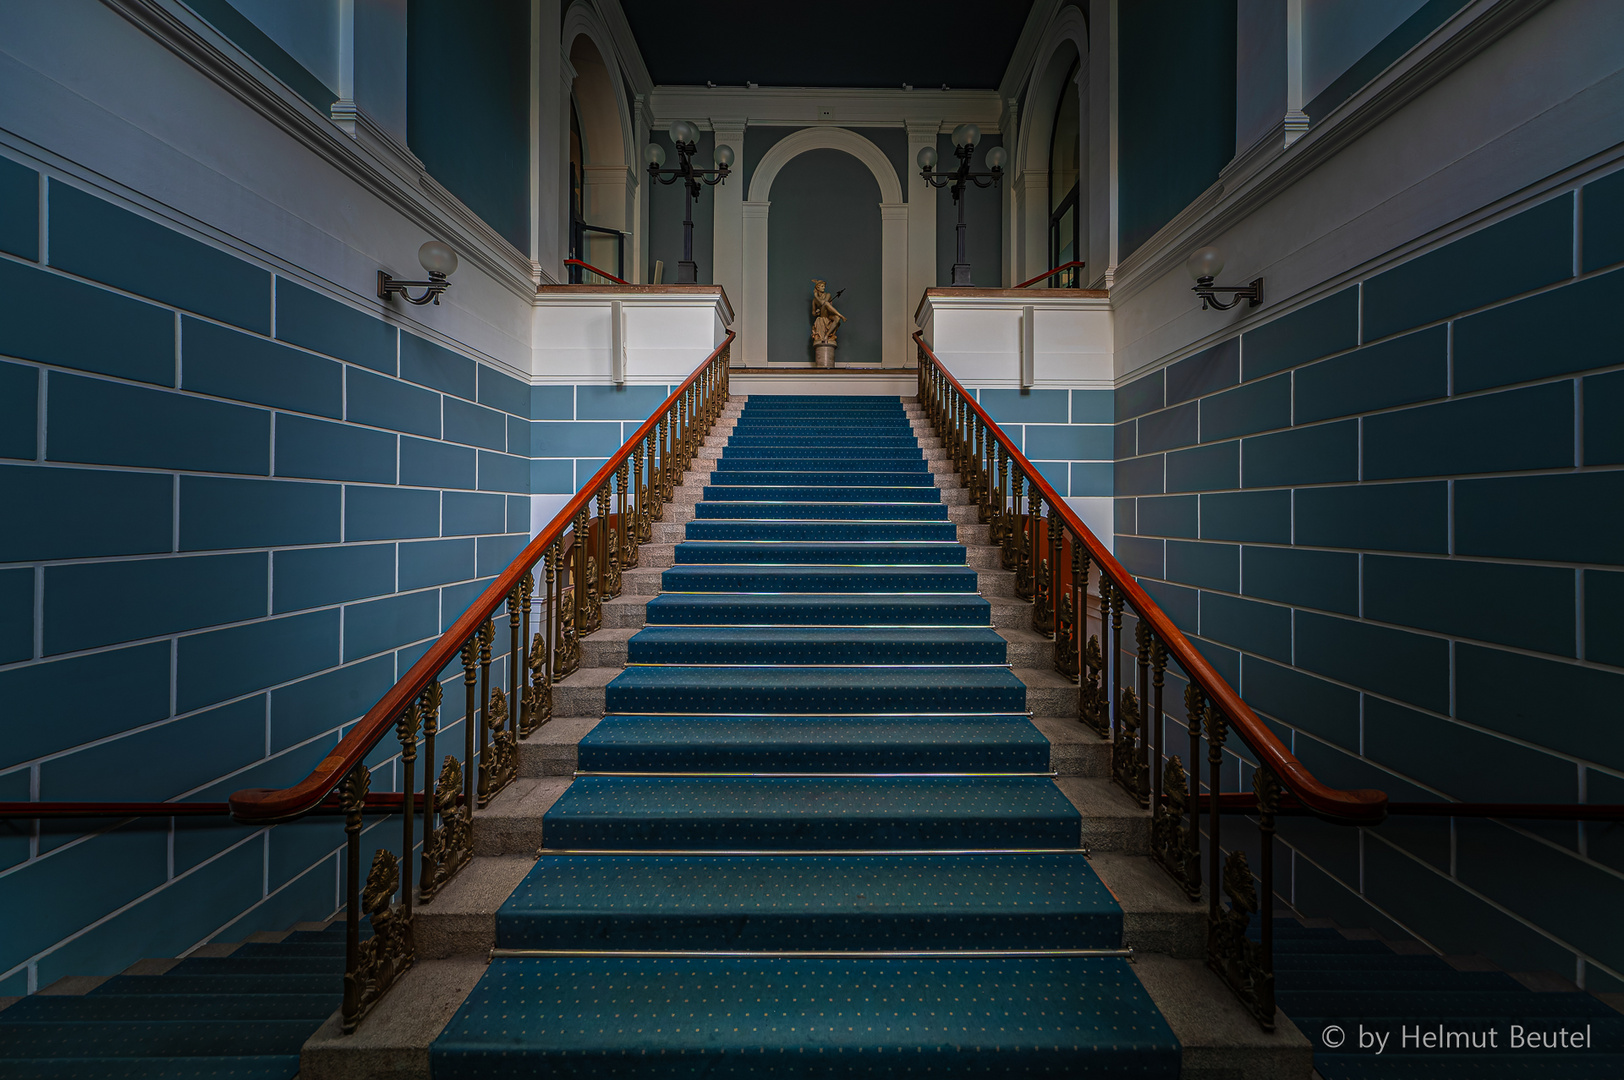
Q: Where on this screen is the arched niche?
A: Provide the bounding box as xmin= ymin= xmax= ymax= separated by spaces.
xmin=564 ymin=3 xmax=634 ymax=278
xmin=741 ymin=128 xmax=908 ymax=368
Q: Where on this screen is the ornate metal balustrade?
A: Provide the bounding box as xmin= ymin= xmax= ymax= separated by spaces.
xmin=915 ymin=333 xmax=1387 ymax=1030
xmin=225 ymin=334 xmax=732 ymax=1032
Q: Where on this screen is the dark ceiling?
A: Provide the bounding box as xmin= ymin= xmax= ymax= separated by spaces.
xmin=618 ymin=1 xmax=1035 ymax=90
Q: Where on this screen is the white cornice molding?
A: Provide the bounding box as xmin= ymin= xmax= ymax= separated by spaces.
xmin=649 ymin=85 xmax=1003 ymax=131
xmin=1107 ymin=0 xmax=1552 ymax=307
xmin=104 ymin=0 xmax=540 ymax=305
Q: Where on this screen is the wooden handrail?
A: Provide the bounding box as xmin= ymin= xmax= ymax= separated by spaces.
xmin=914 ymin=331 xmax=1387 ymax=825
xmin=228 ymin=332 xmax=734 ymax=823
xmin=0 ymin=794 xmax=409 ymax=819
xmin=1015 ymin=260 xmax=1086 ymax=289
xmin=564 ymin=258 xmax=629 ymax=285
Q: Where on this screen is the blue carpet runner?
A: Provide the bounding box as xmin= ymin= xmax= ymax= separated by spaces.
xmin=430 ymin=394 xmax=1180 ymax=1076
xmin=1268 ymin=917 xmax=1624 ymax=1078
xmin=0 ymin=924 xmax=344 ymax=1079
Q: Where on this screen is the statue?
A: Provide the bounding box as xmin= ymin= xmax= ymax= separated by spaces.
xmin=810 ymin=279 xmax=845 ymax=367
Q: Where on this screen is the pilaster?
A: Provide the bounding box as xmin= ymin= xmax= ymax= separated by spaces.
xmin=904 ymin=120 xmax=940 ymax=321
xmin=711 ymin=118 xmax=747 ymax=321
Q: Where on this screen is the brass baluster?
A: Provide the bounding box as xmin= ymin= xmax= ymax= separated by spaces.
xmin=508 ymin=581 xmax=522 ymax=733
xmin=474 ymin=619 xmax=492 ymax=806
xmin=518 ymin=572 xmax=536 ymax=737
xmin=529 ymin=549 xmax=556 ymax=730
xmin=420 ymin=683 xmax=469 ymax=899
xmin=1152 ymin=682 xmax=1205 ymax=900
xmin=422 ymin=675 xmax=439 ymax=877
xmin=1079 ymin=554 xmax=1106 ymax=736
xmin=1034 ymin=495 xmax=1055 ymax=636
xmin=1150 ymin=631 xmax=1167 ymax=807
xmin=1108 ymin=580 xmax=1124 ymax=741
xmin=340 ymin=764 xmax=367 ymax=1032
xmin=577 ymin=505 xmax=601 ymax=636
xmin=598 ymin=482 xmax=620 ymax=600
xmin=660 ymin=415 xmax=674 ymax=502
xmin=1003 ymin=467 xmax=1022 ymax=572
xmin=619 ymin=461 xmax=638 ymax=568
xmin=396 ymin=700 xmax=419 ymax=919
xmin=1135 ymin=620 xmax=1152 ymax=806
xmin=1209 ymin=760 xmax=1279 ymax=1031
xmin=633 ymin=442 xmax=651 ymax=543
xmin=1055 ymin=531 xmax=1081 ymax=680
xmin=556 ymin=533 xmax=581 ymax=680
xmin=1205 ymin=699 xmax=1227 ymax=933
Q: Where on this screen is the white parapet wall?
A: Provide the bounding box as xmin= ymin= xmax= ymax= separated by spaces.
xmin=531 ymin=284 xmax=733 ymax=383
xmin=916 ymin=288 xmax=1116 ymax=552
xmin=528 ymin=284 xmax=734 ymax=532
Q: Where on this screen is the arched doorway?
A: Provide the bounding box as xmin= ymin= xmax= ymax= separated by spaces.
xmin=1015 ymin=8 xmax=1089 ymax=285
xmin=564 ymin=13 xmax=632 ymax=281
xmin=742 ymin=128 xmax=908 ymax=368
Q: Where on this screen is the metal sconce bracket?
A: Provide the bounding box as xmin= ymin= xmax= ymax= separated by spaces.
xmin=378 ymin=270 xmax=451 ymax=306
xmin=1192 ymin=276 xmax=1263 ymax=311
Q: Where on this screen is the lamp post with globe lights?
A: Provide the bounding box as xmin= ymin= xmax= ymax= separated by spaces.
xmin=918 ymin=124 xmax=1006 ymax=286
xmin=647 ymin=121 xmax=734 ymax=284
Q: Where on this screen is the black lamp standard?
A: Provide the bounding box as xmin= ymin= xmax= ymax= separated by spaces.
xmin=646 ymin=120 xmax=734 ymax=284
xmin=918 ymin=124 xmax=1007 ymax=286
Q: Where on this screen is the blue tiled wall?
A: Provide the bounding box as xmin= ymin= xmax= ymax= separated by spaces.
xmin=961 ymin=387 xmax=1115 ymax=505
xmin=1113 ymin=173 xmax=1624 ymax=988
xmin=0 ymin=169 xmax=529 ymax=993
xmin=529 ymin=382 xmax=684 ymax=498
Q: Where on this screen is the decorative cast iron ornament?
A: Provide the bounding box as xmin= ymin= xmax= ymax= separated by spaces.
xmin=918 ymin=124 xmax=1006 ymax=285
xmin=647 ymin=120 xmax=733 ymax=283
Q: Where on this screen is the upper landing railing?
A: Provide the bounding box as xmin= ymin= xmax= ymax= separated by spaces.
xmin=914 ymin=331 xmax=1383 ymax=1030
xmin=222 ymin=332 xmax=733 ymax=1031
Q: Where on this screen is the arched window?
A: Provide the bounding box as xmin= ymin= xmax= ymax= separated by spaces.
xmin=1048 ymin=57 xmax=1081 ymax=287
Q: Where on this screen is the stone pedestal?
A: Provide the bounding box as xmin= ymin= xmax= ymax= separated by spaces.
xmin=813 ymin=343 xmax=836 ymax=368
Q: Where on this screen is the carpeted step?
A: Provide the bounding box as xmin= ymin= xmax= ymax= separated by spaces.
xmin=0 ymin=993 xmax=337 ymax=1022
xmin=644 ymin=593 xmax=992 ymax=625
xmin=684 ymin=520 xmax=958 ymax=542
xmin=229 ymin=941 xmax=346 ymax=958
xmin=721 ymin=446 xmax=925 ymax=462
xmin=0 ymin=1055 xmax=302 ymax=1080
xmin=1275 ymin=970 xmax=1521 ymax=992
xmin=715 ymin=456 xmax=930 ymax=473
xmin=1274 ymin=953 xmax=1455 ymax=971
xmin=730 ymin=435 xmax=922 ymax=444
xmin=579 ymin=714 xmax=1047 ymax=771
xmin=165 ymin=956 xmax=344 ymax=976
xmin=542 ymin=776 xmax=1079 ymax=848
xmin=494 ymin=852 xmax=1116 ymax=950
xmin=661 ymin=565 xmax=977 ymax=593
xmin=429 ymin=955 xmax=1178 ymax=1078
xmin=694 ymin=502 xmax=949 ymax=521
xmin=88 ymin=974 xmax=338 ymax=996
xmin=604 ymin=666 xmax=1027 ymax=713
xmin=0 ymin=1019 xmax=316 ymax=1057
xmin=672 ymin=541 xmax=966 ymax=565
xmin=706 ymin=470 xmax=936 ymax=486
xmin=702 ymin=485 xmax=942 ymax=503
xmin=626 ymin=626 xmax=1007 ymax=664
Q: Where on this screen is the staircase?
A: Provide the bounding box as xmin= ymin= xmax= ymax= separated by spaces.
xmin=293 ymin=394 xmax=1306 ymax=1078
xmin=0 ymin=921 xmax=344 ymax=1078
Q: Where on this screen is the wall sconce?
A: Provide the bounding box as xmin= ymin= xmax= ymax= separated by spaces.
xmin=1186 ymin=246 xmax=1262 ymax=310
xmin=378 ymin=240 xmax=459 ymax=305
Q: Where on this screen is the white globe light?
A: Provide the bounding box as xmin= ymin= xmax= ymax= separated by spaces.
xmin=418 ymin=240 xmax=458 ymax=277
xmin=1186 ymin=246 xmax=1225 ymax=281
xmin=916 ymin=145 xmax=938 ymax=170
xmin=715 ymin=144 xmax=735 ymax=168
xmin=668 ymin=120 xmax=696 ymax=145
xmin=645 ymin=142 xmax=667 ymax=167
xmin=985 ymin=146 xmax=1007 ymax=170
xmin=951 ymin=123 xmax=980 ymax=147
